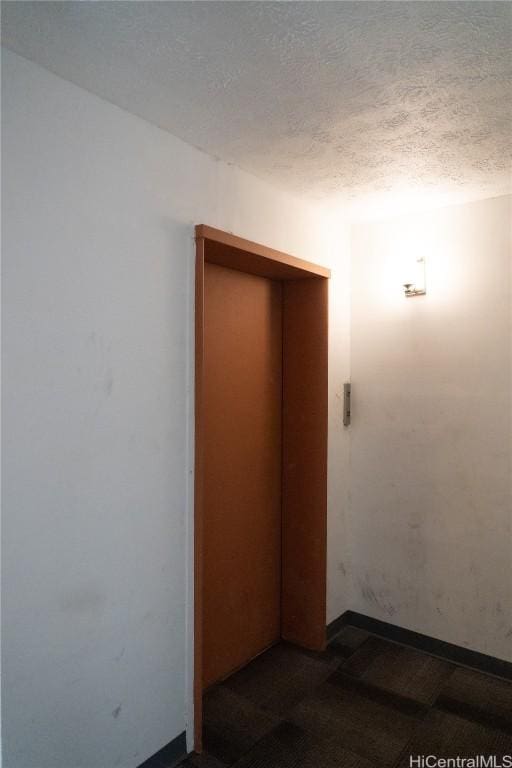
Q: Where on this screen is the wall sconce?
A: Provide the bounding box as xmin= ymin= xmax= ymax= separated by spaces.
xmin=403 ymin=256 xmax=426 ymax=297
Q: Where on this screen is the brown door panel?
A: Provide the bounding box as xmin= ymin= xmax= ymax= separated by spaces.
xmin=281 ymin=278 xmax=328 ymax=651
xmin=202 ymin=263 xmax=282 ymax=688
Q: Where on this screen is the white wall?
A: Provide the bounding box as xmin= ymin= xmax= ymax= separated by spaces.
xmin=349 ymin=195 xmax=512 ymax=661
xmin=1 ymin=50 xmax=351 ymax=768
xmin=326 ymin=225 xmax=352 ymax=623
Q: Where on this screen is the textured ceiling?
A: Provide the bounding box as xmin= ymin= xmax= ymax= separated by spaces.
xmin=2 ymin=1 xmax=511 ymax=212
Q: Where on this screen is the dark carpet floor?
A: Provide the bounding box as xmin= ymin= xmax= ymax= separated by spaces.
xmin=181 ymin=625 xmax=512 ymax=768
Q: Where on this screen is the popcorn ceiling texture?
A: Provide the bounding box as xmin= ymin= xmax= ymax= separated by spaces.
xmin=2 ymin=1 xmax=511 ymax=208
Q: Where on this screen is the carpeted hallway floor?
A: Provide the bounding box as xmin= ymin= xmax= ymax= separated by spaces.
xmin=181 ymin=624 xmax=512 ymax=768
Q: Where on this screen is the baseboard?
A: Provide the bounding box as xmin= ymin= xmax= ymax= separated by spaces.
xmin=137 ymin=731 xmax=187 ymax=768
xmin=327 ymin=610 xmax=512 ymax=681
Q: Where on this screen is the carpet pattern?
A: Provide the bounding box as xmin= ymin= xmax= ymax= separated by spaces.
xmin=180 ymin=625 xmax=512 ymax=768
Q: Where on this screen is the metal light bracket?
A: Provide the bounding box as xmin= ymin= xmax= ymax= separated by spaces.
xmin=403 ymin=256 xmax=426 ymax=297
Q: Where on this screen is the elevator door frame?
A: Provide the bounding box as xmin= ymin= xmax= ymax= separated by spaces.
xmin=194 ymin=225 xmax=330 ymax=751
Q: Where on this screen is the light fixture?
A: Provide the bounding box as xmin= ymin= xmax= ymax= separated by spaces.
xmin=403 ymin=256 xmax=426 ymax=297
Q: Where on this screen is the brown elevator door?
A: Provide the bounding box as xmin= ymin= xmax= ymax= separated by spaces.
xmin=203 ymin=262 xmax=282 ymax=689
